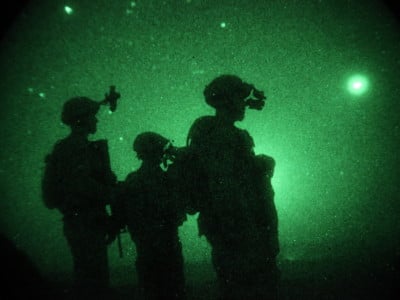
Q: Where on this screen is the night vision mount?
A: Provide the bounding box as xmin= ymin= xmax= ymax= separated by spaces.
xmin=245 ymin=87 xmax=266 ymax=111
xmin=99 ymin=85 xmax=121 ymax=112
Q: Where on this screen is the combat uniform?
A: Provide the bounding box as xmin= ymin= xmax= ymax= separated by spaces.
xmin=48 ymin=135 xmax=116 ymax=291
xmin=188 ymin=115 xmax=280 ymax=299
xmin=116 ymin=132 xmax=186 ymax=300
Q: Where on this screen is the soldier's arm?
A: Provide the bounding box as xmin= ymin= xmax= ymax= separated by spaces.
xmin=64 ymin=156 xmax=114 ymax=205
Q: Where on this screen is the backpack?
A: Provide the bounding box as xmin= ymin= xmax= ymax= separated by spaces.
xmin=41 ymin=152 xmax=63 ymax=210
xmin=166 ymin=146 xmax=209 ymax=215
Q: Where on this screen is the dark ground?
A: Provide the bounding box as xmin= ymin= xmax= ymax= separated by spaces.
xmin=38 ymin=260 xmax=397 ymax=300
xmin=59 ymin=260 xmax=399 ymax=300
xmin=0 ymin=1 xmax=399 ymax=299
xmin=110 ymin=258 xmax=399 ymax=300
xmin=3 ymin=235 xmax=399 ymax=300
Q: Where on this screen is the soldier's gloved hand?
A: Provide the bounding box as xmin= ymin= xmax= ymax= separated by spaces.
xmin=105 ymin=227 xmax=119 ymax=245
xmin=104 ymin=216 xmax=121 ymax=245
xmin=109 ymin=171 xmax=118 ymax=184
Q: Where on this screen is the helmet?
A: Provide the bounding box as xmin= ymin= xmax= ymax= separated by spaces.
xmin=203 ymin=74 xmax=253 ymax=108
xmin=61 ymin=97 xmax=100 ymax=126
xmin=133 ymin=131 xmax=170 ymax=161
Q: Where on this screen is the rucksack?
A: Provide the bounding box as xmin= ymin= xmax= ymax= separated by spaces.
xmin=166 ymin=146 xmax=209 ymax=215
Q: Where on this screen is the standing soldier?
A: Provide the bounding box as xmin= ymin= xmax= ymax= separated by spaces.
xmin=115 ymin=131 xmax=186 ymax=300
xmin=186 ymin=75 xmax=280 ymax=299
xmin=42 ymin=96 xmax=118 ymax=297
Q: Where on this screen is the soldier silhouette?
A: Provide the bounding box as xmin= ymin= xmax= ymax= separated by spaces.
xmin=186 ymin=75 xmax=280 ymax=299
xmin=115 ymin=131 xmax=187 ymax=300
xmin=41 ymin=96 xmax=118 ymax=298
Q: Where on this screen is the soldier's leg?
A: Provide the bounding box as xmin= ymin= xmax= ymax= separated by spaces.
xmin=135 ymin=242 xmax=158 ymax=300
xmin=158 ymin=235 xmax=186 ymax=300
xmin=86 ymin=231 xmax=110 ymax=288
xmin=208 ymin=238 xmax=241 ymax=300
xmin=64 ymin=219 xmax=109 ymax=290
xmin=239 ymin=239 xmax=281 ymax=300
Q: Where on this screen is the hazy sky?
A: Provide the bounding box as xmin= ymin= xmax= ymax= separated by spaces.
xmin=0 ymin=0 xmax=399 ymax=279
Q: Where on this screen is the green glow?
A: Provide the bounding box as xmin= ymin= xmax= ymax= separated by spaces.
xmin=0 ymin=1 xmax=399 ymax=294
xmin=64 ymin=6 xmax=74 ymax=15
xmin=347 ymin=74 xmax=369 ymax=95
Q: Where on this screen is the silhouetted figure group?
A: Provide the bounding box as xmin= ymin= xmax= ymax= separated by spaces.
xmin=42 ymin=74 xmax=280 ymax=300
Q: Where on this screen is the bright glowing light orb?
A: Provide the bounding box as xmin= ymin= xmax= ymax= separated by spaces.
xmin=64 ymin=6 xmax=74 ymax=15
xmin=347 ymin=74 xmax=369 ymax=96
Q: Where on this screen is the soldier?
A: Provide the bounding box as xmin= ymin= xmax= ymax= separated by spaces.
xmin=42 ymin=97 xmax=118 ymax=297
xmin=116 ymin=132 xmax=186 ymax=300
xmin=186 ymin=75 xmax=280 ymax=299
